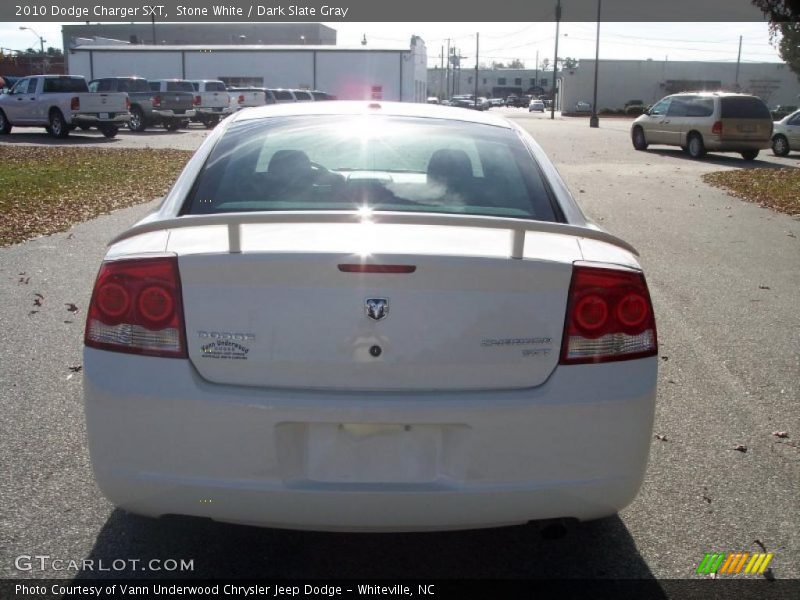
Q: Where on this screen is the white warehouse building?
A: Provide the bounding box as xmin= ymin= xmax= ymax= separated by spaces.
xmin=66 ymin=37 xmax=428 ymax=102
xmin=560 ymin=59 xmax=800 ymax=111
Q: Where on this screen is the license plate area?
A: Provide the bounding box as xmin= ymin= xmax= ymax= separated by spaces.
xmin=276 ymin=422 xmax=469 ymax=485
xmin=737 ymin=124 xmax=756 ymax=133
xmin=99 ymin=112 xmax=109 ymax=119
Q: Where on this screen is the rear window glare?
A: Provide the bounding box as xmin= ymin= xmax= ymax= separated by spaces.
xmin=721 ymin=97 xmax=771 ymax=119
xmin=183 ymin=115 xmax=560 ymax=223
xmin=205 ymin=82 xmax=227 ymax=92
xmin=43 ymin=77 xmax=87 ymax=93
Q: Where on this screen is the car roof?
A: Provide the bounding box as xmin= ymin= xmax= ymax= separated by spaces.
xmin=233 ymin=101 xmax=515 ymax=128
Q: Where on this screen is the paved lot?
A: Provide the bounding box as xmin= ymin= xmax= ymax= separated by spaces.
xmin=1 ymin=109 xmax=798 ymax=583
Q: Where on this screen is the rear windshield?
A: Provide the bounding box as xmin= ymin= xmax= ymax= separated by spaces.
xmin=42 ymin=77 xmax=87 ymax=93
xmin=165 ymin=81 xmax=194 ymax=92
xmin=721 ymin=97 xmax=771 ymax=119
xmin=205 ymin=81 xmax=226 ymax=92
xmin=311 ymin=92 xmax=332 ymax=101
xmin=183 ymin=115 xmax=559 ymax=222
xmin=293 ymin=91 xmax=313 ymax=101
xmin=118 ymin=79 xmax=150 ymax=93
xmin=272 ymin=90 xmax=294 ymax=101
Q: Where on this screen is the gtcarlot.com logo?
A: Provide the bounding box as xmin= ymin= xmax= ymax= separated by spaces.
xmin=14 ymin=555 xmax=194 ymax=572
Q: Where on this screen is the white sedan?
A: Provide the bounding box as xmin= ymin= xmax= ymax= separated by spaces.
xmin=529 ymin=99 xmax=545 ymax=112
xmin=83 ymin=101 xmax=658 ymax=532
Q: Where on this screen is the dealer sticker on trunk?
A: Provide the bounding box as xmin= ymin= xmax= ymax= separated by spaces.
xmin=198 ymin=331 xmax=254 ymax=360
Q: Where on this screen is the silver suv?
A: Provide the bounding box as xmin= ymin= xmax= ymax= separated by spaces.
xmin=631 ymin=92 xmax=773 ymax=160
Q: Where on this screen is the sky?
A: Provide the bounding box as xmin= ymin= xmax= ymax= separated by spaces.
xmin=0 ymin=21 xmax=784 ymax=69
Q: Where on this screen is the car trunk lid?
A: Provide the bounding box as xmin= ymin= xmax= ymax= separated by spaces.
xmin=170 ymin=223 xmax=581 ymax=391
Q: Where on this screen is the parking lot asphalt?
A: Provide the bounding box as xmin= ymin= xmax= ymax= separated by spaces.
xmin=1 ymin=109 xmax=798 ymax=583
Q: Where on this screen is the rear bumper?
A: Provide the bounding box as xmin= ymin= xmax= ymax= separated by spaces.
xmin=152 ymin=109 xmax=196 ymax=119
xmin=83 ymin=349 xmax=657 ymax=531
xmin=194 ymin=107 xmax=233 ymax=116
xmin=704 ymin=137 xmax=771 ymax=151
xmin=73 ymin=113 xmax=130 ymax=125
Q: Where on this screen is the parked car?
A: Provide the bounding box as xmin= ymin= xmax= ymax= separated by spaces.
xmin=88 ymin=77 xmax=189 ymax=133
xmin=188 ymin=80 xmax=232 ymax=128
xmin=426 ymin=96 xmax=440 ymax=104
xmin=631 ymin=92 xmax=773 ymax=160
xmin=227 ymin=87 xmax=272 ymax=111
xmin=83 ymin=101 xmax=658 ymax=532
xmin=270 ymin=89 xmax=298 ymax=104
xmin=771 ymin=109 xmax=800 ymax=156
xmin=143 ymin=80 xmax=197 ymax=131
xmin=0 ymin=75 xmax=129 ymax=138
xmin=291 ymin=90 xmax=314 ymax=102
xmin=310 ymin=90 xmax=336 ymax=101
xmin=771 ymin=104 xmax=798 ymax=121
xmin=574 ymin=101 xmax=592 ymax=113
xmin=489 ymin=98 xmax=505 ymax=107
xmin=625 ymin=99 xmax=645 ymax=109
xmin=529 ymin=99 xmax=545 ymax=112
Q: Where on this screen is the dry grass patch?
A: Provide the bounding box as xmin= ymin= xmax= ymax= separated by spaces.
xmin=703 ymin=168 xmax=800 ymax=217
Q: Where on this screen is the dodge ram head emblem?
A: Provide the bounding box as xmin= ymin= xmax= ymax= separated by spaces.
xmin=365 ymin=298 xmax=389 ymax=321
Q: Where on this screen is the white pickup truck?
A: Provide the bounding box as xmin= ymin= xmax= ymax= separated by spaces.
xmin=0 ymin=75 xmax=130 ymax=138
xmin=189 ymin=80 xmax=232 ymax=128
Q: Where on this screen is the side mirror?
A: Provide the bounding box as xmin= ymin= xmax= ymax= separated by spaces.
xmin=644 ymin=108 xmax=651 ymax=116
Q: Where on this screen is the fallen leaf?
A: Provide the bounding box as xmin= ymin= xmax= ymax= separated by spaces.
xmin=661 ymin=355 xmax=669 ymax=361
xmin=654 ymin=434 xmax=668 ymax=442
xmin=758 ymin=285 xmax=771 ymax=290
xmin=754 ymin=539 xmax=767 ymax=552
xmin=772 ymin=431 xmax=789 ymax=439
xmin=68 ymin=365 xmax=82 ymax=373
xmin=65 ymin=303 xmax=79 ymax=313
xmin=18 ymin=277 xmax=30 ymax=284
xmin=734 ymin=444 xmax=748 ymax=453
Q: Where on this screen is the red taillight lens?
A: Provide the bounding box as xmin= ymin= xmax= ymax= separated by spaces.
xmin=152 ymin=94 xmax=161 ymax=108
xmin=193 ymin=95 xmax=201 ymax=106
xmin=560 ymin=264 xmax=657 ymax=364
xmin=70 ymin=96 xmax=80 ymax=111
xmin=238 ymin=94 xmax=245 ymax=104
xmin=85 ymin=257 xmax=186 ymax=358
xmin=711 ymin=121 xmax=722 ymax=135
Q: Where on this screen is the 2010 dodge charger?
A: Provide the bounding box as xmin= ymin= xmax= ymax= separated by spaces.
xmin=83 ymin=101 xmax=658 ymax=531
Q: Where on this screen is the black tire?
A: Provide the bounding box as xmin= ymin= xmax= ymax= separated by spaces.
xmin=687 ymin=133 xmax=706 ymax=159
xmin=203 ymin=116 xmax=219 ymax=129
xmin=0 ymin=109 xmax=11 ymax=135
xmin=49 ymin=109 xmax=69 ymax=138
xmin=164 ymin=120 xmax=181 ymax=131
xmin=772 ymin=135 xmax=790 ymax=157
xmin=128 ymin=107 xmax=146 ymax=132
xmin=99 ymin=124 xmax=119 ymax=138
xmin=741 ymin=149 xmax=759 ymax=161
xmin=631 ymin=126 xmax=648 ymax=151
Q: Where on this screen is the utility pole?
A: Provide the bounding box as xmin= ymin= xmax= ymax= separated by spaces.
xmin=440 ymin=44 xmax=444 ymax=99
xmin=445 ymin=38 xmax=451 ymax=101
xmin=735 ymin=35 xmax=743 ymax=89
xmin=589 ymin=0 xmax=602 ymax=128
xmin=535 ymin=50 xmax=539 ymax=91
xmin=474 ymin=33 xmax=479 ymax=109
xmin=551 ymin=0 xmax=561 ymax=119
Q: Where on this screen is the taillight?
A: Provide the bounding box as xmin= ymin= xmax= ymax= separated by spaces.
xmin=711 ymin=121 xmax=722 ymax=135
xmin=238 ymin=94 xmax=245 ymax=104
xmin=560 ymin=264 xmax=657 ymax=364
xmin=85 ymin=257 xmax=186 ymax=358
xmin=152 ymin=94 xmax=161 ymax=108
xmin=193 ymin=95 xmax=201 ymax=106
xmin=70 ymin=96 xmax=80 ymax=111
